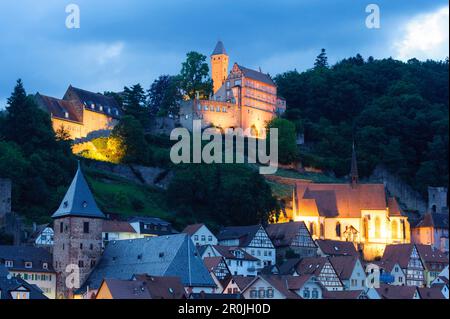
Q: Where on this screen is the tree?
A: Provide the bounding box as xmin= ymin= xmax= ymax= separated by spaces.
xmin=122 ymin=84 xmax=149 ymax=127
xmin=110 ymin=115 xmax=148 ymax=164
xmin=179 ymin=51 xmax=213 ymax=99
xmin=167 ymin=164 xmax=279 ymax=226
xmin=314 ymin=48 xmax=329 ymax=69
xmin=147 ymin=75 xmax=183 ymax=118
xmin=266 ymin=118 xmax=299 ymax=165
xmin=55 ymin=124 xmax=71 ymax=141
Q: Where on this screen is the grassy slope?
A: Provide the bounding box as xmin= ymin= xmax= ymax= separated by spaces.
xmin=84 ymin=167 xmax=170 ymax=219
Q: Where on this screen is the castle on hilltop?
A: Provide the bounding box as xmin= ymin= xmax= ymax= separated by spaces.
xmin=180 ymin=41 xmax=286 ymax=137
xmin=34 ymin=86 xmax=122 ymax=140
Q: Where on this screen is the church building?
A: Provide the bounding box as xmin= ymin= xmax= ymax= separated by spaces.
xmin=281 ymin=146 xmax=411 ymax=260
xmin=180 ymin=41 xmax=286 ymax=137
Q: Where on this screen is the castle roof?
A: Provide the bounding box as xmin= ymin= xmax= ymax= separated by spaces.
xmin=236 ymin=64 xmax=276 ymax=86
xmin=78 ymin=234 xmax=216 ymax=293
xmin=211 ymin=41 xmax=227 ymax=55
xmin=34 ymin=93 xmax=83 ymax=123
xmin=51 ymin=163 xmax=105 ymax=219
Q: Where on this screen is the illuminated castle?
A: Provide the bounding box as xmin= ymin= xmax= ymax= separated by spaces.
xmin=279 ymin=146 xmax=411 ymax=260
xmin=180 ymin=41 xmax=286 ymax=137
xmin=35 ymin=86 xmax=121 ymax=140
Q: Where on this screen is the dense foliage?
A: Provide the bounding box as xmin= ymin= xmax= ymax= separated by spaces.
xmin=275 ymin=54 xmax=449 ymax=194
xmin=0 ymin=80 xmax=76 ymax=222
xmin=167 ymin=164 xmax=280 ymax=227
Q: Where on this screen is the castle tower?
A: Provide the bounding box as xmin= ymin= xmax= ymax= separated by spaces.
xmin=211 ymin=41 xmax=229 ymax=93
xmin=428 ymin=186 xmax=448 ymax=214
xmin=350 ymin=142 xmax=359 ymax=188
xmin=52 ymin=162 xmax=105 ymax=299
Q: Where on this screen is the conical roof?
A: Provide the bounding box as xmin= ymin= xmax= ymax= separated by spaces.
xmin=211 ymin=40 xmax=227 ymax=55
xmin=51 ymin=162 xmax=105 ymax=219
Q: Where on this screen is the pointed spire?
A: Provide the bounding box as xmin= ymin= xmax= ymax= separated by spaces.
xmin=292 ymin=183 xmax=298 ymax=217
xmin=350 ymin=142 xmax=359 ymax=187
xmin=211 ymin=40 xmax=227 ymax=56
xmin=52 ymin=162 xmax=105 ymax=219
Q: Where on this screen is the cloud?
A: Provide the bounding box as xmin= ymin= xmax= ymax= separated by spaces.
xmin=393 ymin=6 xmax=449 ymax=61
xmin=95 ymin=42 xmax=124 ymax=65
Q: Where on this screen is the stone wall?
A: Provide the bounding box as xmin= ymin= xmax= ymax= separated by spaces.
xmin=370 ymin=165 xmax=427 ymax=214
xmin=0 ymin=178 xmax=11 ymax=219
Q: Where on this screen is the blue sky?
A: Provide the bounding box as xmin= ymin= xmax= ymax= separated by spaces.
xmin=0 ymin=0 xmax=448 ymax=108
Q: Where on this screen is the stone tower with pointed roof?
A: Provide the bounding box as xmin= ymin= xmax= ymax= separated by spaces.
xmin=211 ymin=40 xmax=229 ymax=93
xmin=52 ymin=162 xmax=105 ymax=299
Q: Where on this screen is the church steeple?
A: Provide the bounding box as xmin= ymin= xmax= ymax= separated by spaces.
xmin=350 ymin=142 xmax=359 ymax=187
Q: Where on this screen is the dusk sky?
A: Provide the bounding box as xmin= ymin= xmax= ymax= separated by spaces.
xmin=0 ymin=0 xmax=448 ymax=108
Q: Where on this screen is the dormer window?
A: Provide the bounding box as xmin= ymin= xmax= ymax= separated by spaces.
xmin=24 ymin=262 xmax=32 ymax=269
xmin=91 ymin=103 xmax=95 ymax=109
xmin=42 ymin=263 xmax=48 ymax=270
xmin=63 ymin=201 xmax=69 ymax=208
xmin=115 ymin=109 xmax=119 ymax=116
xmin=99 ymin=105 xmax=103 ymax=111
xmin=64 ymin=112 xmax=69 ymax=119
xmin=82 ymin=201 xmax=88 ymax=208
xmin=108 ymin=107 xmax=111 ymax=113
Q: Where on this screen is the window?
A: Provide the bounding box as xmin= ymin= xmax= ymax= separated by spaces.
xmin=250 ymin=290 xmax=257 ymax=298
xmin=201 ymin=235 xmax=206 ymax=241
xmin=5 ymin=260 xmax=13 ymax=268
xmin=42 ymin=263 xmax=48 ymax=270
xmin=194 ymin=235 xmax=199 ymax=241
xmin=80 ymin=243 xmax=83 ymax=250
xmin=267 ymin=288 xmax=274 ymax=298
xmin=24 ymin=262 xmax=32 ymax=269
xmin=374 ymin=217 xmax=381 ymax=238
xmin=83 ymin=222 xmax=89 ymax=234
xmin=303 ymin=288 xmax=310 ymax=299
xmin=335 ymin=222 xmax=341 ymax=237
xmin=312 ymin=289 xmax=319 ymax=299
xmin=78 ymin=260 xmax=84 ymax=268
xmin=90 ymin=244 xmax=94 ymax=250
xmin=60 ymin=222 xmax=64 ymax=233
xmin=391 ymin=220 xmax=398 ymax=239
xmin=227 ymin=288 xmax=232 ymax=294
xmin=258 ymin=289 xmax=265 ymax=298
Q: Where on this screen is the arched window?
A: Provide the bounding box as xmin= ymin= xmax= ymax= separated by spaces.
xmin=320 ymin=223 xmax=324 ymax=238
xmin=374 ymin=217 xmax=381 ymax=238
xmin=309 ymin=222 xmax=315 ymax=236
xmin=363 ymin=217 xmax=369 ymax=241
xmin=335 ymin=222 xmax=341 ymax=237
xmin=391 ymin=220 xmax=398 ymax=239
xmin=400 ymin=220 xmax=406 ymax=239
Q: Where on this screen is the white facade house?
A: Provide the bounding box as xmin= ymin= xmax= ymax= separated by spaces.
xmin=241 ymin=275 xmax=300 ymax=299
xmin=212 ymin=246 xmax=259 ymax=277
xmin=183 ymin=224 xmax=218 ymax=246
xmin=217 ymin=225 xmax=276 ymax=270
xmin=329 ymin=256 xmax=367 ymax=291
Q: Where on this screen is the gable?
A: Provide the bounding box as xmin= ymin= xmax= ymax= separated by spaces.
xmin=248 ymin=227 xmax=274 ymax=248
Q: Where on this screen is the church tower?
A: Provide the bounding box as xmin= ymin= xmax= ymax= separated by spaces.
xmin=52 ymin=162 xmax=105 ymax=299
xmin=350 ymin=142 xmax=359 ymax=188
xmin=211 ymin=40 xmax=229 ymax=93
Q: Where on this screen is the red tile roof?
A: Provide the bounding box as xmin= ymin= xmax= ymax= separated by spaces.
xmin=295 ymin=182 xmax=389 ymax=218
xmin=203 ymin=257 xmax=225 ymax=272
xmin=417 ymin=287 xmax=445 ymax=299
xmin=329 ymin=256 xmax=359 ymax=280
xmin=296 ymin=257 xmax=330 ymax=276
xmin=266 ymin=221 xmax=314 ymax=248
xmin=228 ymin=275 xmax=255 ymax=291
xmin=182 ymin=224 xmax=205 ymax=236
xmin=133 ymin=274 xmax=186 ymax=299
xmin=316 ymin=239 xmax=359 ymax=257
xmin=102 ymin=220 xmax=136 ymax=233
xmin=376 ymin=284 xmax=418 ymax=299
xmin=381 ymin=244 xmax=416 ymax=268
xmin=213 ymin=245 xmax=259 ymax=261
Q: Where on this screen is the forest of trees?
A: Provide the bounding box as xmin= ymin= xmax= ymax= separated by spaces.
xmin=275 ymin=51 xmax=449 ymax=195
